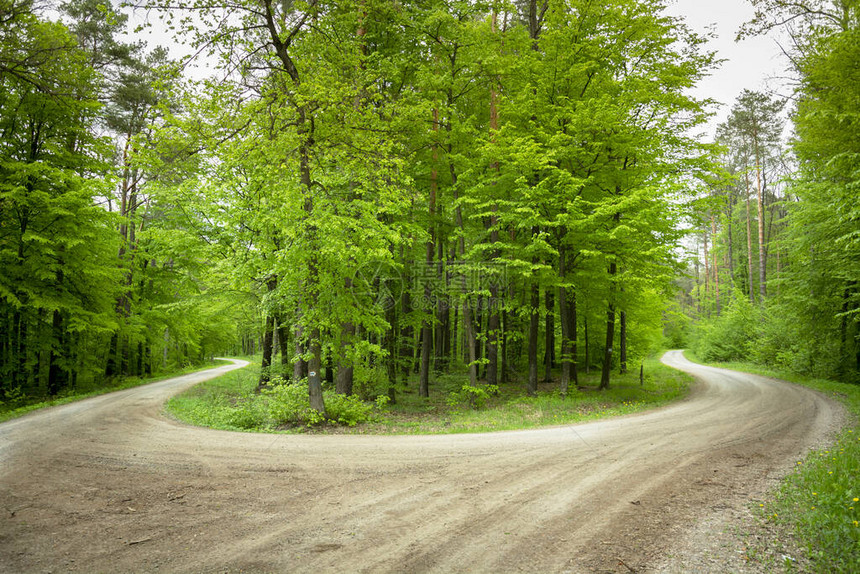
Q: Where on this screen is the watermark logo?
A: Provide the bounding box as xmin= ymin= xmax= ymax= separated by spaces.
xmin=351 ymin=260 xmax=403 ymax=310
xmin=350 ymin=260 xmax=507 ymax=311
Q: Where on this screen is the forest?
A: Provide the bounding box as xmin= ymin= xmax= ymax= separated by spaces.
xmin=0 ymin=0 xmax=857 ymax=419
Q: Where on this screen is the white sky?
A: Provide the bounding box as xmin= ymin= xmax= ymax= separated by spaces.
xmin=663 ymin=0 xmax=794 ymax=140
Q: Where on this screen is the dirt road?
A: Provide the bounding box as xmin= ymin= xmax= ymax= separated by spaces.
xmin=0 ymin=351 xmax=843 ymax=573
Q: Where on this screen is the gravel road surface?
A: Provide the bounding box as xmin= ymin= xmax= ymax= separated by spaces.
xmin=0 ymin=351 xmax=842 ymax=573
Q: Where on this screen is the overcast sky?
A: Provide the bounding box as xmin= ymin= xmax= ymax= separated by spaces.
xmin=664 ymin=0 xmax=793 ymax=139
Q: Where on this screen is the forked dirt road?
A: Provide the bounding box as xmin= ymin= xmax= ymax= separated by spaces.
xmin=0 ymin=351 xmax=843 ymax=573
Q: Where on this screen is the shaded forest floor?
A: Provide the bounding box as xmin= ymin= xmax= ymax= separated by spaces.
xmin=165 ymin=356 xmax=692 ymax=434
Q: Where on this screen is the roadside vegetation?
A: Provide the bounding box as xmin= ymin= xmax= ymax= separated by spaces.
xmin=684 ymin=350 xmax=860 ymax=573
xmin=0 ymin=359 xmax=230 ymax=423
xmin=166 ymin=356 xmax=691 ymax=434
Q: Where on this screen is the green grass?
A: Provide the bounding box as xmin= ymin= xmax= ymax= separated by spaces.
xmin=164 ymin=355 xmax=692 ymax=434
xmin=684 ymin=349 xmax=860 ymax=573
xmin=0 ymin=358 xmax=233 ymax=423
xmin=165 ymin=364 xmax=274 ymax=432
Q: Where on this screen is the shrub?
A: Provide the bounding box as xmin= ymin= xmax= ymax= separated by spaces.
xmin=265 ymin=377 xmax=377 ymax=427
xmin=324 ymin=392 xmax=376 ymax=426
xmin=265 ymin=378 xmax=325 ymax=426
xmin=446 ymin=383 xmax=499 ymax=409
xmin=352 ymin=363 xmax=390 ymax=400
xmin=694 ymin=290 xmax=758 ymax=362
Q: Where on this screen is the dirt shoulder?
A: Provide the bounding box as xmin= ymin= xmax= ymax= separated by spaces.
xmin=0 ymin=352 xmax=843 ymax=573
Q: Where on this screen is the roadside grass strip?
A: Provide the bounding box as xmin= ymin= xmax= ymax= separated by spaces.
xmin=684 ymin=351 xmax=860 ymax=573
xmin=165 ymin=355 xmax=692 ymax=434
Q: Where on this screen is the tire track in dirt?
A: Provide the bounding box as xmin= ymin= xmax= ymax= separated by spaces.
xmin=0 ymin=352 xmax=843 ymax=573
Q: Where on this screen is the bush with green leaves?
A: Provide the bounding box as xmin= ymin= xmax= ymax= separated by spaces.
xmin=264 ymin=377 xmax=378 ymax=427
xmin=324 ymin=392 xmax=377 ymax=427
xmin=692 ymin=290 xmax=758 ymax=362
xmin=446 ymin=383 xmax=499 ymax=410
xmin=264 ymin=378 xmax=325 ymax=426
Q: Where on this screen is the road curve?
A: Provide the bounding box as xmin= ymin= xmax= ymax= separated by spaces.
xmin=0 ymin=352 xmax=842 ymax=573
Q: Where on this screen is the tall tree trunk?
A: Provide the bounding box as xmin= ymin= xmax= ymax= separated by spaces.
xmin=703 ymin=229 xmax=710 ymax=314
xmin=47 ymin=309 xmax=66 ymax=396
xmin=619 ymin=309 xmax=627 ymax=375
xmin=293 ymin=326 xmax=307 ymax=382
xmin=335 ymin=319 xmax=355 ymax=396
xmin=570 ymin=287 xmax=578 ymax=386
xmin=500 ymin=306 xmax=508 ymax=384
xmin=385 ymin=302 xmax=397 ymax=404
xmin=755 ymin=144 xmax=767 ymax=301
xmin=434 ymin=239 xmax=448 ymax=373
xmin=263 ymin=0 xmax=322 ymax=414
xmin=400 ymin=286 xmax=413 ymax=386
xmin=584 ymin=314 xmax=590 ymax=374
xmin=527 ymin=281 xmax=540 ymax=396
xmin=47 ymin=264 xmax=67 ymax=395
xmin=745 ymin=171 xmax=755 ymax=304
xmin=258 ymin=278 xmax=277 ymax=389
xmin=307 ymin=330 xmax=325 ymax=414
xmin=486 ymin=280 xmax=500 ymax=386
xmin=451 ymin=164 xmax=478 ymax=388
xmin=525 ymin=0 xmax=542 ymax=396
xmin=277 ymin=315 xmax=290 ymax=371
xmin=485 ymin=11 xmax=501 ymax=387
xmin=543 ymin=289 xmax=554 ymax=382
xmin=258 ymin=314 xmax=275 ymax=389
xmin=726 ymin=193 xmax=735 ymax=284
xmin=419 ymin=108 xmax=439 ymax=397
xmin=558 ymin=246 xmax=572 ymax=396
xmin=711 ymin=216 xmax=721 ymax=315
xmin=600 ymin=260 xmax=617 ymax=390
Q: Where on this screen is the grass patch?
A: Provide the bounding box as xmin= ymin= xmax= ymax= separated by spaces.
xmin=0 ymin=359 xmax=232 ymax=423
xmin=684 ymin=349 xmax=860 ymax=573
xmin=165 ymin=354 xmax=692 ymax=434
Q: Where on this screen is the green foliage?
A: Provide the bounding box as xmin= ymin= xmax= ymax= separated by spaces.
xmin=352 ymin=362 xmax=390 ymax=401
xmin=323 ymin=392 xmax=377 ymax=427
xmin=265 ymin=380 xmax=376 ymax=427
xmin=264 ymin=379 xmax=326 ymax=427
xmin=688 ymin=1 xmax=860 ymax=385
xmin=692 ymin=291 xmax=758 ymax=362
xmin=663 ymin=299 xmax=692 ymax=348
xmin=446 ymin=383 xmax=499 ymax=410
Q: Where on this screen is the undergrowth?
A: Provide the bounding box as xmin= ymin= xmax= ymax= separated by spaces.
xmin=684 ymin=349 xmax=860 ymax=573
xmin=165 ymin=355 xmax=692 ymax=434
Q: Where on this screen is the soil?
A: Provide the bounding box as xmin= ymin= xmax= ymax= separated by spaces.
xmin=0 ymin=351 xmax=844 ymax=573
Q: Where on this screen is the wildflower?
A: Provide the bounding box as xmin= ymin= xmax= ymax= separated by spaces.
xmin=855 ymin=521 xmax=859 ymax=527
xmin=854 ymin=498 xmax=859 ymax=502
xmin=813 ymin=492 xmax=818 ymax=496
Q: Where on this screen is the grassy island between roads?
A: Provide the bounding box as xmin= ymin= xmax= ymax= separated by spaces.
xmin=165 ymin=356 xmax=691 ymax=435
